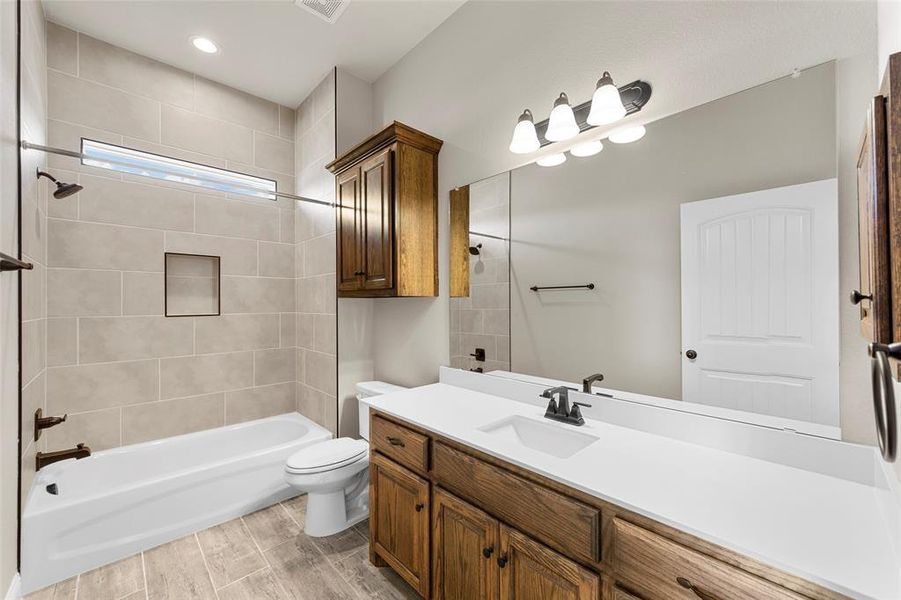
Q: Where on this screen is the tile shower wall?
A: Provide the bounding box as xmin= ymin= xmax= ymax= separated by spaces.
xmin=450 ymin=172 xmax=510 ymax=373
xmin=42 ymin=23 xmax=298 ymax=449
xmin=294 ymin=71 xmax=338 ymax=434
xmin=19 ymin=0 xmax=48 ymax=509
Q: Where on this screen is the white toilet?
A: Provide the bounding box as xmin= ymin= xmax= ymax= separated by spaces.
xmin=284 ymin=381 xmax=406 ymax=537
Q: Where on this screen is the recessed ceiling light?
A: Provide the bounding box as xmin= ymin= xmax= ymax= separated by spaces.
xmin=536 ymin=153 xmax=566 ymax=167
xmin=608 ymin=125 xmax=646 ymax=144
xmin=191 ymin=36 xmax=219 ymax=54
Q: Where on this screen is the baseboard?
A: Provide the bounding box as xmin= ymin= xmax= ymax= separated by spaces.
xmin=4 ymin=573 xmax=21 ymax=600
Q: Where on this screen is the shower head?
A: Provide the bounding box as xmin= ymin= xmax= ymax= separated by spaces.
xmin=469 ymin=243 xmax=482 ymax=256
xmin=36 ymin=169 xmax=83 ymax=199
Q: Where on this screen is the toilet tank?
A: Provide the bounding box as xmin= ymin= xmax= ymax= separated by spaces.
xmin=356 ymin=381 xmax=406 ymax=441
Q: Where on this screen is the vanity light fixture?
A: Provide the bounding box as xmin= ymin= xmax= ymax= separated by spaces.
xmin=536 ymin=153 xmax=566 ymax=167
xmin=587 ymin=71 xmax=627 ymax=126
xmin=509 ymin=109 xmax=541 ymax=154
xmin=570 ymin=140 xmax=603 ymax=157
xmin=545 ymin=93 xmax=580 ymax=142
xmin=190 ymin=36 xmax=219 ymax=54
xmin=608 ymin=125 xmax=647 ymax=144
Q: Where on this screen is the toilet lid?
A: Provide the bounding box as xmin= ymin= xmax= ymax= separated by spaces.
xmin=286 ymin=438 xmax=367 ymax=474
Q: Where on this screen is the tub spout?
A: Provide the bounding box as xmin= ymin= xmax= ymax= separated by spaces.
xmin=36 ymin=443 xmax=91 ymax=471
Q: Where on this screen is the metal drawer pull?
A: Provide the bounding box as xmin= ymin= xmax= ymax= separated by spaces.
xmin=676 ymin=577 xmax=719 ymax=600
xmin=496 ymin=553 xmax=508 ymax=568
xmin=415 ymin=503 xmax=424 ymax=512
xmin=869 ymin=342 xmax=900 ymax=462
xmin=482 ymin=546 xmax=493 ymax=558
xmin=386 ymin=436 xmax=405 ymax=447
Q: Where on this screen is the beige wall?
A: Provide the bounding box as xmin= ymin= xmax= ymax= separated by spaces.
xmin=41 ymin=24 xmax=300 ymax=451
xmin=294 ymin=71 xmax=338 ymax=434
xmin=878 ymin=0 xmax=901 ymax=78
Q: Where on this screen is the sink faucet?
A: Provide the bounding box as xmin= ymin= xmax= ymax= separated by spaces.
xmin=541 ymin=387 xmax=591 ymax=426
xmin=582 ymin=373 xmax=604 ymax=394
xmin=36 ymin=443 xmax=91 ymax=471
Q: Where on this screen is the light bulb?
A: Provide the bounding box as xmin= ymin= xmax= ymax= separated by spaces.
xmin=587 ymin=72 xmax=626 ymax=126
xmin=570 ymin=140 xmax=603 ymax=157
xmin=536 ymin=153 xmax=566 ymax=167
xmin=608 ymin=125 xmax=646 ymax=144
xmin=508 ymin=109 xmax=540 ymax=154
xmin=545 ymin=93 xmax=579 ymax=142
xmin=191 ymin=36 xmax=219 ymax=54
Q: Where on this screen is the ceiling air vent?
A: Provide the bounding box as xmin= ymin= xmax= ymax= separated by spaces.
xmin=295 ymin=0 xmax=350 ymax=24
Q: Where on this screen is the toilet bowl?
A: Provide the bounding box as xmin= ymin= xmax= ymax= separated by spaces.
xmin=284 ymin=381 xmax=406 ymax=537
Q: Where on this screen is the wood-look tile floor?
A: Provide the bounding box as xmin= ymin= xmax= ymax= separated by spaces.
xmin=26 ymin=495 xmax=418 ymax=600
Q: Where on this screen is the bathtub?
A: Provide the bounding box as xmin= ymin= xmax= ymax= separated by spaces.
xmin=21 ymin=412 xmax=331 ymax=593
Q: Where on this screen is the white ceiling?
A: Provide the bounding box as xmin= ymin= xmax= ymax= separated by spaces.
xmin=42 ymin=0 xmax=465 ymax=107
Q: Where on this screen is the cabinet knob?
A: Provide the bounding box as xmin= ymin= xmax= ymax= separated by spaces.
xmin=354 ymin=270 xmax=366 ymax=277
xmin=496 ymin=554 xmax=508 ymax=568
xmin=850 ymin=289 xmax=873 ymax=305
xmin=482 ymin=546 xmax=493 ymax=559
xmin=415 ymin=503 xmax=424 ymax=512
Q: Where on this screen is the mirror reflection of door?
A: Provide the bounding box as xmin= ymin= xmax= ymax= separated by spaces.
xmin=680 ymin=179 xmax=839 ymax=425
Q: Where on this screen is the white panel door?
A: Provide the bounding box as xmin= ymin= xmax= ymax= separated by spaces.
xmin=680 ymin=179 xmax=839 ymax=426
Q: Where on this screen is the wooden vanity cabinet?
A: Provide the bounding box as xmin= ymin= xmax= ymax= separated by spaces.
xmin=327 ymin=121 xmax=442 ymax=298
xmin=432 ymin=489 xmax=499 ymax=600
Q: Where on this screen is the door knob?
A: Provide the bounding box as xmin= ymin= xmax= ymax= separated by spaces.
xmin=685 ymin=349 xmax=698 ymax=360
xmin=850 ymin=289 xmax=873 ymax=305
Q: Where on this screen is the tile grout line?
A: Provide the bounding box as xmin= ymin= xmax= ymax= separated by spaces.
xmin=239 ymin=514 xmax=295 ymax=600
xmin=140 ymin=551 xmax=149 ymax=600
xmin=193 ymin=532 xmax=221 ymax=600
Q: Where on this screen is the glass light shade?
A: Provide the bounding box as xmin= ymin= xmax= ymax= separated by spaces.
xmin=570 ymin=140 xmax=603 ymax=157
xmin=545 ymin=93 xmax=579 ymax=142
xmin=608 ymin=125 xmax=646 ymax=144
xmin=509 ymin=110 xmax=540 ymax=154
xmin=587 ymin=72 xmax=626 ymax=126
xmin=536 ymin=153 xmax=566 ymax=167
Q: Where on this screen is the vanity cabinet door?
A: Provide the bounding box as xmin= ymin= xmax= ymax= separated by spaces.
xmin=360 ymin=147 xmax=395 ymax=291
xmin=370 ymin=452 xmax=430 ymax=597
xmin=498 ymin=525 xmax=599 ymax=600
xmin=336 ymin=167 xmax=364 ymax=293
xmin=432 ymin=488 xmax=500 ymax=600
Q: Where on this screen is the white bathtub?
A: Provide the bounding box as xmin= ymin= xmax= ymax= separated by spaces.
xmin=21 ymin=412 xmax=331 ymax=593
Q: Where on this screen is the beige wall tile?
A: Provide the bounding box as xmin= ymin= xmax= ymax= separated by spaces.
xmin=122 ymin=137 xmax=228 ymax=170
xmin=224 ymin=162 xmax=294 ymax=201
xmin=160 ymin=352 xmax=252 ymax=399
xmin=166 ymin=276 xmax=219 ymax=316
xmin=280 ymin=313 xmax=296 ymax=348
xmin=279 ymin=207 xmax=295 ymax=244
xmin=297 ymin=274 xmax=335 ymax=315
xmin=78 ymin=33 xmax=194 ymax=109
xmin=48 ymin=71 xmax=160 ymax=142
xmin=295 ymin=201 xmax=334 ymax=242
xmin=46 ymin=21 xmax=77 ymax=75
xmin=312 ymin=314 xmax=336 ymax=355
xmin=304 ymin=351 xmax=336 ymax=396
xmin=47 ymin=119 xmax=123 ymax=176
xmin=161 ymin=105 xmax=253 ymax=164
xmin=194 ymin=77 xmax=279 ymax=136
xmin=21 ymin=373 xmax=45 ymax=451
xmin=45 ymin=169 xmax=79 ymax=219
xmin=259 ymin=242 xmax=294 ymax=278
xmin=45 ymin=407 xmax=121 ymax=451
xmin=165 ymin=232 xmax=258 ymax=276
xmin=254 ymin=132 xmax=294 ymax=175
xmin=47 ymin=269 xmax=121 ymax=317
xmin=123 ymin=393 xmax=224 ymax=444
xmin=47 ymin=318 xmax=77 ymax=366
xmin=303 ymin=233 xmax=335 ymax=276
xmin=279 ymin=106 xmax=296 ymax=140
xmin=195 ymin=195 xmax=279 ymax=241
xmin=78 ymin=175 xmax=195 ymax=231
xmin=297 ymin=384 xmax=336 ymax=433
xmin=48 ymin=219 xmax=164 ymax=271
xmin=47 ymin=359 xmax=159 ymax=413
xmin=22 ymin=318 xmax=45 ymax=385
xmin=123 ymin=272 xmax=164 ymax=315
xmin=254 ymin=348 xmax=296 ymax=386
xmin=21 ymin=196 xmax=45 ymax=265
xmin=220 ymin=277 xmax=294 ymax=314
xmin=296 ymin=314 xmax=314 ymax=349
xmin=226 ymin=382 xmax=295 ymax=424
xmin=195 ymin=314 xmax=279 ymax=354
xmin=79 ymin=316 xmax=194 ymax=363
xmin=21 ymin=261 xmax=45 ymax=322
xmin=296 ymin=349 xmax=306 ymax=385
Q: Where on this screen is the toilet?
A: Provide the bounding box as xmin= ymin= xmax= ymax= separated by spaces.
xmin=284 ymin=381 xmax=406 ymax=537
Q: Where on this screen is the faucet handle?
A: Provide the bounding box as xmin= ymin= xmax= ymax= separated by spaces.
xmin=569 ymin=402 xmax=590 ymax=424
xmin=544 ymin=397 xmax=558 ymax=417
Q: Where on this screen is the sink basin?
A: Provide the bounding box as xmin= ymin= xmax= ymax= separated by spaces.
xmin=477 ymin=415 xmax=599 ymax=459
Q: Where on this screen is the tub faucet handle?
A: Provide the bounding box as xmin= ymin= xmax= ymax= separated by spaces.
xmin=34 ymin=408 xmax=68 ymax=442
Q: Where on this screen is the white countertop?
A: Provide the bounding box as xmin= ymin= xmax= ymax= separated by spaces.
xmin=365 ymin=382 xmax=901 ymax=600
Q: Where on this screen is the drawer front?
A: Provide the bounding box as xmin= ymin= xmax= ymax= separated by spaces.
xmin=614 ymin=588 xmax=641 ymax=600
xmin=371 ymin=414 xmax=430 ymax=474
xmin=613 ymin=519 xmax=807 ymax=600
xmin=433 ymin=442 xmax=600 ymax=564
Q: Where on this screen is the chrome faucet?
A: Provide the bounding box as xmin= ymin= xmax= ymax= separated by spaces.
xmin=582 ymin=373 xmax=604 ymax=394
xmin=541 ymin=386 xmax=591 ymax=426
xmin=36 ymin=443 xmax=91 ymax=471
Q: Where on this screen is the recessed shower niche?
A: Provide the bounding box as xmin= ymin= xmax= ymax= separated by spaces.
xmin=164 ymin=252 xmax=221 ymax=317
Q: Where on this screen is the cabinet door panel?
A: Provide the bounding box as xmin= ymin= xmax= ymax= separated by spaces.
xmin=370 ymin=452 xmax=429 ymax=597
xmin=433 ymin=488 xmax=499 ymax=600
xmin=498 ymin=525 xmax=598 ymax=600
xmin=336 ymin=168 xmax=363 ymax=292
xmin=361 ymin=147 xmax=395 ymax=291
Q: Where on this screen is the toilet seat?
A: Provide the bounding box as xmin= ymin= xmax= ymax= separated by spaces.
xmin=286 ymin=438 xmax=367 ymax=475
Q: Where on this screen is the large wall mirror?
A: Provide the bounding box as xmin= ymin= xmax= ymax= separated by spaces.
xmin=450 ymin=61 xmax=844 ymax=437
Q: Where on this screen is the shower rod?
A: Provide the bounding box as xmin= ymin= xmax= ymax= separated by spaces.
xmin=20 ymin=141 xmax=336 ymax=208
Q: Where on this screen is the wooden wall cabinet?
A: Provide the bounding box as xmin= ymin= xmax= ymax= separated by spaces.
xmin=327 ymin=122 xmax=442 ymax=297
